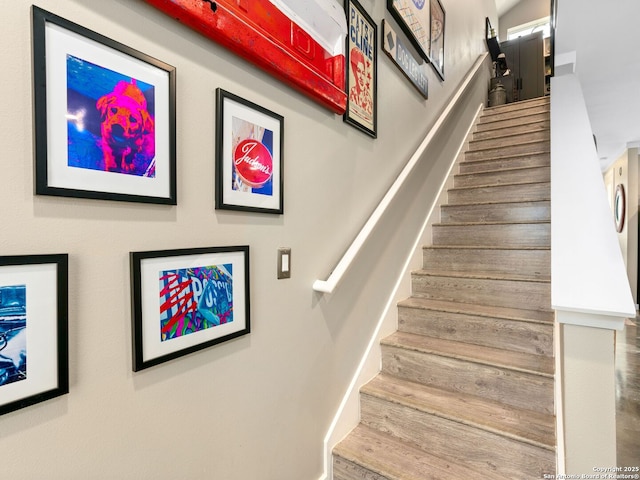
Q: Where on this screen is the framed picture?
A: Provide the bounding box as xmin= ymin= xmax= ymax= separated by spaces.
xmin=0 ymin=254 xmax=68 ymax=416
xmin=387 ymin=0 xmax=431 ymax=64
xmin=32 ymin=6 xmax=177 ymax=204
xmin=429 ymin=0 xmax=446 ymax=80
xmin=215 ymin=89 xmax=284 ymax=214
xmin=130 ymin=246 xmax=250 ymax=371
xmin=344 ymin=0 xmax=378 ymax=138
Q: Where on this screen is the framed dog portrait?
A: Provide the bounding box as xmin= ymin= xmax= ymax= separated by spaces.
xmin=130 ymin=245 xmax=250 ymax=371
xmin=344 ymin=0 xmax=377 ymax=138
xmin=215 ymin=89 xmax=284 ymax=214
xmin=0 ymin=254 xmax=68 ymax=416
xmin=32 ymin=6 xmax=177 ymax=204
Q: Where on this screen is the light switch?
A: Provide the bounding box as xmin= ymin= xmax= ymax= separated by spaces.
xmin=277 ymin=248 xmax=291 ymax=279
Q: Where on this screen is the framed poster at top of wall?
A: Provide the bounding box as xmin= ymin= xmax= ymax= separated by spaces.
xmin=344 ymin=0 xmax=377 ymax=138
xmin=387 ymin=0 xmax=431 ymax=64
xmin=429 ymin=0 xmax=446 ymax=80
xmin=31 ymin=6 xmax=177 ymax=204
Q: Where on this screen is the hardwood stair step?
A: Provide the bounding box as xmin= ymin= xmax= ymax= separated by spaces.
xmin=360 ymin=376 xmax=555 ymax=478
xmin=432 ymin=222 xmax=550 ymax=248
xmin=440 ymin=200 xmax=550 ymax=223
xmin=398 ymin=296 xmax=554 ymax=356
xmin=479 ymin=103 xmax=549 ymax=123
xmin=484 ymin=96 xmax=550 ymax=114
xmin=466 ymin=140 xmax=550 ymax=162
xmin=458 ymin=151 xmax=549 ymax=174
xmin=411 ymin=270 xmax=551 ymax=310
xmin=362 ymin=374 xmax=556 ymax=450
xmin=423 ymin=245 xmax=550 ymax=279
xmin=381 ymin=332 xmax=555 ymax=414
xmin=472 ymin=119 xmax=550 ymax=141
xmin=453 ymin=165 xmax=549 ymax=188
xmin=476 ymin=111 xmax=549 ymax=132
xmin=469 ymin=129 xmax=549 ymax=151
xmin=447 ymin=181 xmax=550 ymax=204
xmin=332 ymin=424 xmax=500 ymax=480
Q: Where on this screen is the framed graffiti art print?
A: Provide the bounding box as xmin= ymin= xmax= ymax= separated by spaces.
xmin=344 ymin=0 xmax=377 ymax=138
xmin=215 ymin=89 xmax=284 ymax=214
xmin=130 ymin=246 xmax=250 ymax=371
xmin=0 ymin=254 xmax=68 ymax=416
xmin=32 ymin=6 xmax=177 ymax=204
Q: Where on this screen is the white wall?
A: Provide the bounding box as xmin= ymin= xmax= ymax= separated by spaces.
xmin=498 ymin=0 xmax=549 ymax=41
xmin=0 ymin=1 xmax=495 ymax=478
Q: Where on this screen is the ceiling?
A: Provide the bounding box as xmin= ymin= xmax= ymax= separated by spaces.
xmin=500 ymin=0 xmax=640 ymax=171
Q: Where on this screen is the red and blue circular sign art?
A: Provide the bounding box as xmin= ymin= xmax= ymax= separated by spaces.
xmin=233 ymin=138 xmax=273 ymax=189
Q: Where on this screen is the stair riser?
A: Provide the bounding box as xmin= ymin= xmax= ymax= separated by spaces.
xmin=459 ymin=152 xmax=549 ymax=173
xmin=432 ymin=223 xmax=550 ymax=248
xmin=447 ymin=182 xmax=550 ymax=204
xmin=440 ymin=201 xmax=550 ymax=223
xmin=469 ymin=130 xmax=549 ymax=151
xmin=332 ymin=457 xmax=387 ymax=480
xmin=485 ymin=97 xmax=549 ymax=113
xmin=476 ymin=112 xmax=549 ymax=132
xmin=466 ymin=140 xmax=550 ymax=162
xmin=480 ymin=104 xmax=550 ymax=123
xmin=381 ymin=345 xmax=555 ymax=414
xmin=411 ymin=274 xmax=550 ymax=310
xmin=398 ymin=306 xmax=554 ymax=356
xmin=473 ymin=119 xmax=550 ymax=141
xmin=360 ymin=394 xmax=556 ymax=478
xmin=423 ymin=247 xmax=550 ymax=278
xmin=454 ymin=166 xmax=549 ymax=188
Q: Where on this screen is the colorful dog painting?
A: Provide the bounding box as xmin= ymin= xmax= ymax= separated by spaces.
xmin=66 ymin=55 xmax=156 ymax=177
xmin=96 ymin=80 xmax=155 ymax=175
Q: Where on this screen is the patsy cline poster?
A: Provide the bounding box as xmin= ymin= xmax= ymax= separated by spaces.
xmin=345 ymin=0 xmax=377 ymax=137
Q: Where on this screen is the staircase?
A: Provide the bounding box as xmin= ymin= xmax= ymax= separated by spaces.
xmin=332 ymin=97 xmax=555 ymax=480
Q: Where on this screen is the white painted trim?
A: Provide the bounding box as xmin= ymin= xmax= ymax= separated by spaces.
xmin=556 ymin=309 xmax=626 ymax=331
xmin=317 ymin=102 xmax=484 ymax=480
xmin=550 ymin=73 xmax=636 ymax=321
xmin=313 ymin=53 xmax=489 ymax=295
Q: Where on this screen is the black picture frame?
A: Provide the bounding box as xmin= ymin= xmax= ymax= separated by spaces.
xmin=130 ymin=245 xmax=250 ymax=371
xmin=215 ymin=89 xmax=284 ymax=214
xmin=429 ymin=0 xmax=446 ymax=80
xmin=32 ymin=6 xmax=177 ymax=204
xmin=0 ymin=254 xmax=68 ymax=416
xmin=387 ymin=0 xmax=432 ymax=64
xmin=344 ymin=0 xmax=378 ymax=138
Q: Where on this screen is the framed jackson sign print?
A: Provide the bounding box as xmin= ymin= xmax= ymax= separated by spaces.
xmin=215 ymin=89 xmax=284 ymax=214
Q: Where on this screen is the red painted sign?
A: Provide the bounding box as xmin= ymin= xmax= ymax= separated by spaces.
xmin=144 ymin=0 xmax=347 ymax=114
xmin=233 ymin=139 xmax=273 ymax=188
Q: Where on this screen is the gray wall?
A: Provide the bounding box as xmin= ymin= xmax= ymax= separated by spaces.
xmin=0 ymin=1 xmax=495 ymax=478
xmin=498 ymin=0 xmax=550 ymax=40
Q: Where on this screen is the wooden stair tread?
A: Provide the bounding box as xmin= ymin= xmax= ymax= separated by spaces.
xmin=466 ymin=138 xmax=550 ymax=155
xmin=414 ymin=268 xmax=550 ymax=283
xmin=397 ymin=297 xmax=554 ymax=324
xmin=462 ymin=150 xmax=550 ymax=164
xmin=333 ymin=424 xmax=501 ymax=480
xmin=434 ymin=219 xmax=550 ymax=226
xmin=448 ymin=180 xmax=549 ymax=192
xmin=440 ymin=199 xmax=550 ymax=209
xmin=484 ymin=97 xmax=549 ymax=112
xmin=455 ymin=164 xmax=549 ymax=178
xmin=381 ymin=331 xmax=555 ymax=377
xmin=363 ymin=374 xmax=556 ymax=450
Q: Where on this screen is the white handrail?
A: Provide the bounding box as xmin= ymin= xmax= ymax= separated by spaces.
xmin=313 ymin=53 xmax=489 ymax=294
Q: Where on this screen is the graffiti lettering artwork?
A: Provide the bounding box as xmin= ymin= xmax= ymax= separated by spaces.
xmin=67 ymin=55 xmax=156 ymax=177
xmin=0 ymin=285 xmax=27 ymax=387
xmin=159 ymin=265 xmax=233 ymax=342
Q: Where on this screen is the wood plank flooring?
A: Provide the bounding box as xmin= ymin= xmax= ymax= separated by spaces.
xmin=616 ymin=318 xmax=640 ymax=468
